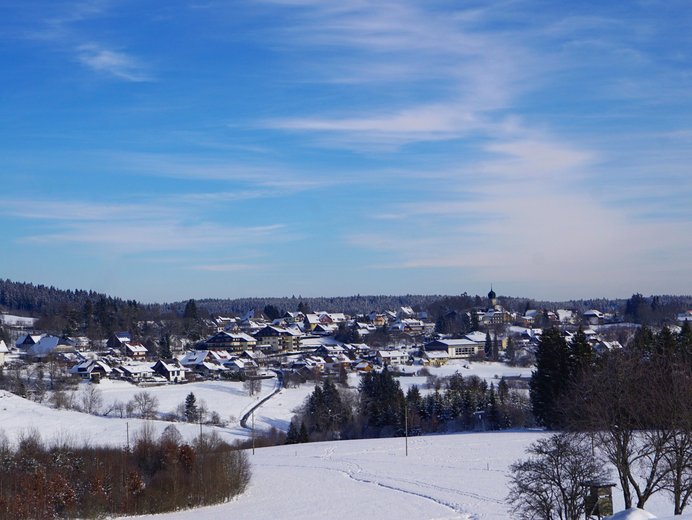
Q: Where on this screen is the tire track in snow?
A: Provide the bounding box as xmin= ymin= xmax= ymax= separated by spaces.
xmin=334 ymin=458 xmax=504 ymax=507
xmin=259 ymin=460 xmax=472 ymax=519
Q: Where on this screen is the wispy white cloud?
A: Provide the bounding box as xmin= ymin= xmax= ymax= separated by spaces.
xmin=23 ymin=221 xmax=286 ymax=253
xmin=4 ymin=198 xmax=289 ymax=254
xmin=348 ymin=134 xmax=692 ymax=296
xmin=267 ymin=103 xmax=486 ymax=147
xmin=190 ymin=263 xmax=259 ymax=272
xmin=110 ymin=152 xmax=338 ymax=191
xmin=20 ymin=2 xmax=154 ymax=82
xmin=1 ymin=200 xmax=169 ymax=222
xmin=251 ymin=1 xmax=538 ymax=150
xmin=77 ymin=43 xmax=153 ymax=82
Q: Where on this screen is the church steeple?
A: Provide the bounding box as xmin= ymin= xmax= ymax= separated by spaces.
xmin=488 ymin=285 xmax=497 ymax=307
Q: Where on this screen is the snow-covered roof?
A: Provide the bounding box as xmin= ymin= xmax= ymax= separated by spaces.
xmin=180 ymin=350 xmax=208 ymax=365
xmin=429 ymin=338 xmax=477 ymax=348
xmin=70 ymin=359 xmax=113 ymax=375
xmin=377 ymin=349 xmax=406 ymax=358
xmin=155 ymin=359 xmax=185 ymax=372
xmin=119 ymin=363 xmax=152 ymax=375
xmin=464 ymin=331 xmax=488 ymax=343
xmin=125 ymin=342 xmax=148 ymax=354
xmin=556 ymin=309 xmax=574 ymax=322
xmin=26 ymin=335 xmax=60 ymax=357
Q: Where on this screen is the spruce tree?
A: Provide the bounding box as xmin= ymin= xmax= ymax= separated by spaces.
xmin=569 ymin=327 xmax=592 ymax=376
xmin=486 ymin=384 xmax=500 ymax=430
xmin=298 ymin=422 xmax=309 ymax=443
xmin=184 ymin=392 xmax=198 ymax=422
xmin=285 ymin=421 xmax=299 ymax=444
xmin=529 ymin=327 xmax=571 ymax=429
xmin=159 ymin=334 xmax=172 ymax=359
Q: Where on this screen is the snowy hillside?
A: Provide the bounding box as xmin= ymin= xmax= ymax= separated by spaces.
xmin=113 ymin=432 xmax=689 ymax=520
xmin=0 ymin=359 xmax=688 ymax=520
xmin=2 ymin=388 xmax=689 ymax=520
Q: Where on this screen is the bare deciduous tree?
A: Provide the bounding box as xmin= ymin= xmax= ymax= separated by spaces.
xmin=507 ymin=433 xmax=610 ymax=520
xmin=80 ymin=384 xmax=103 ymax=415
xmin=563 ymin=349 xmax=692 ymax=512
xmin=130 ymin=391 xmax=159 ymax=419
xmin=244 ymin=377 xmax=261 ymax=396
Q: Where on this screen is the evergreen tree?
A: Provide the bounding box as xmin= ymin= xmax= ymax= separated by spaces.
xmin=631 ymin=325 xmax=655 ymax=354
xmin=471 ymin=312 xmax=479 ymax=331
xmin=183 ymin=299 xmax=199 ymax=320
xmin=529 ymin=327 xmax=571 ymax=429
xmin=184 ymin=392 xmax=198 ymax=422
xmin=484 ymin=332 xmax=492 ymax=358
xmin=285 ymin=421 xmax=299 ymax=444
xmin=492 ymin=333 xmax=499 ymax=361
xmin=569 ymin=327 xmax=593 ymax=376
xmin=359 ymin=368 xmax=406 ymax=434
xmin=435 ymin=314 xmax=449 ymax=334
xmin=406 ymin=385 xmax=422 ymax=408
xmin=298 ymin=422 xmax=309 ymax=443
xmin=487 ymin=384 xmax=500 ymax=430
xmin=678 ymin=321 xmax=692 ymax=361
xmin=497 ymin=378 xmax=509 ymax=404
xmin=263 ymin=304 xmax=281 ymax=321
xmin=304 ymin=379 xmax=350 ymax=436
xmin=159 ymin=334 xmax=172 ymax=359
xmin=654 ymin=326 xmax=676 ymax=358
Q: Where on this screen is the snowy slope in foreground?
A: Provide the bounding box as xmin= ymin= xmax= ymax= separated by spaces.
xmin=115 ymin=432 xmax=691 ymax=520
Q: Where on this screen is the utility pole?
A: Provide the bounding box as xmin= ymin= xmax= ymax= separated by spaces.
xmin=252 ymin=410 xmax=255 ymax=455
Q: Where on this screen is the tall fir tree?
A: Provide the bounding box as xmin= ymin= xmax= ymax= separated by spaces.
xmin=184 ymin=392 xmax=198 ymax=422
xmin=484 ymin=332 xmax=492 ymax=358
xmin=529 ymin=327 xmax=571 ymax=429
xmin=159 ymin=334 xmax=172 ymax=359
xmin=568 ymin=327 xmax=593 ymax=376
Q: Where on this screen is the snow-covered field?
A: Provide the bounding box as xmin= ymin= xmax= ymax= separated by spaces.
xmin=1 ymin=359 xmax=528 ymax=447
xmin=113 ymin=433 xmax=688 ymax=520
xmin=396 ymin=360 xmax=532 ymax=395
xmin=1 ymin=359 xmax=687 ymax=520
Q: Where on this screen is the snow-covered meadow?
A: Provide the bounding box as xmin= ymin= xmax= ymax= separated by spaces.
xmin=1 ymin=359 xmax=688 ymax=519
xmin=113 ymin=432 xmax=687 ymax=520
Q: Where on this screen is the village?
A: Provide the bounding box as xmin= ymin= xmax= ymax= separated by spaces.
xmin=3 ymin=289 xmax=682 ymax=391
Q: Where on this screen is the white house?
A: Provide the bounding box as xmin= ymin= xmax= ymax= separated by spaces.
xmin=0 ymin=340 xmax=9 ymax=366
xmin=152 ymin=359 xmax=186 ymax=383
xmin=424 ymin=338 xmax=483 ymax=359
xmin=375 ymin=349 xmax=408 ymax=366
xmin=70 ymin=359 xmax=113 ymax=381
xmin=117 ymin=363 xmax=155 ymax=382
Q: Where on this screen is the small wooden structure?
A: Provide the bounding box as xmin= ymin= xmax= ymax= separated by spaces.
xmin=584 ymin=480 xmax=616 ymax=519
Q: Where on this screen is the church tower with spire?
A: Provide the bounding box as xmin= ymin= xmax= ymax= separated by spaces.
xmin=488 ymin=285 xmax=497 ymax=308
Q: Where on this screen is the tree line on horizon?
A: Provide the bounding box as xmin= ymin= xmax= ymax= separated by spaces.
xmin=1 ymin=279 xmax=691 ymax=341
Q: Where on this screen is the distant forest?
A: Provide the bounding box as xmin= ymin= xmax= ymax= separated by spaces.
xmin=1 ymin=278 xmax=690 ymax=336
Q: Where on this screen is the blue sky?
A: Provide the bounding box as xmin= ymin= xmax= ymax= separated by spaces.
xmin=1 ymin=0 xmax=691 ymax=303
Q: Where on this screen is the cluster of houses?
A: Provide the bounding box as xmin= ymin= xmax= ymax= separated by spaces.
xmin=2 ymin=292 xmax=675 ymax=386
